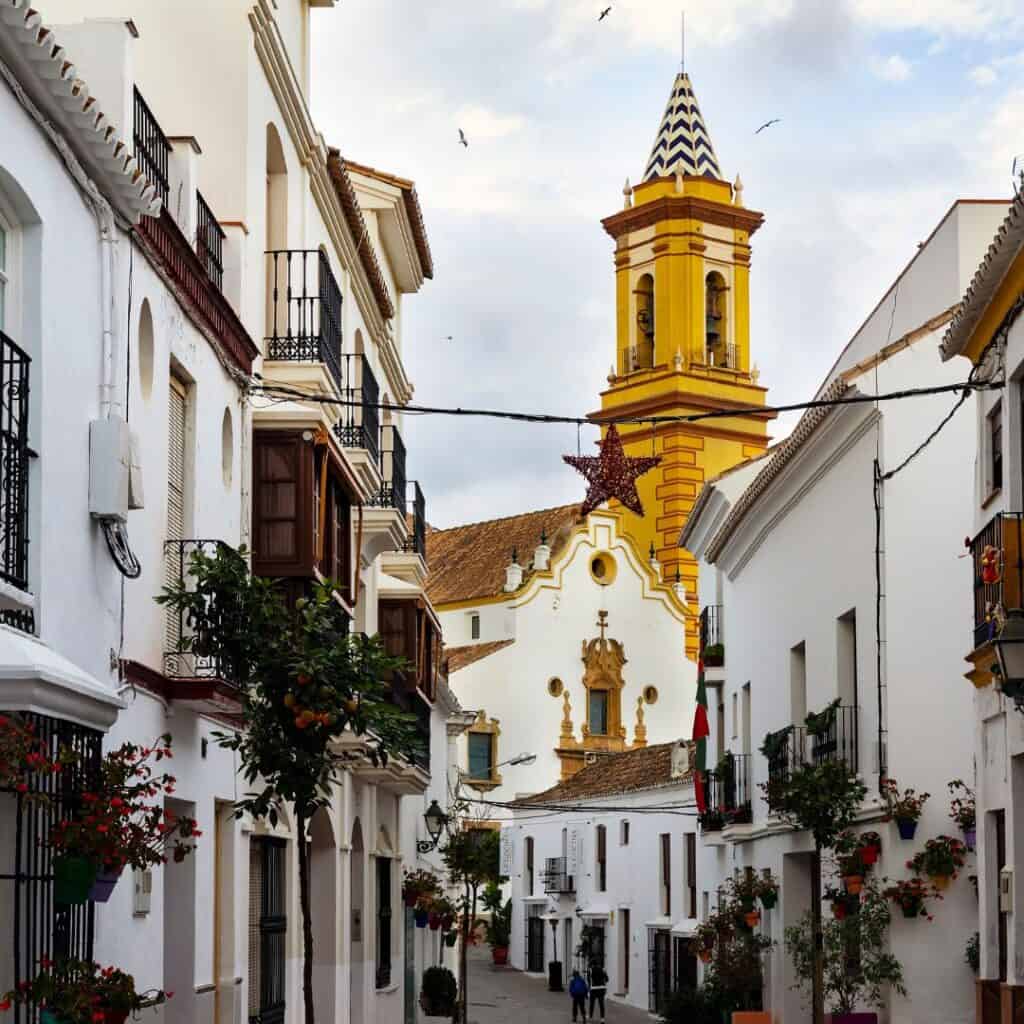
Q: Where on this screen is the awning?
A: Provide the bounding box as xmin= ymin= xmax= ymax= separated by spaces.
xmin=644 ymin=916 xmax=674 ymax=930
xmin=671 ymin=918 xmax=699 ymax=936
xmin=578 ymin=905 xmax=612 ymax=919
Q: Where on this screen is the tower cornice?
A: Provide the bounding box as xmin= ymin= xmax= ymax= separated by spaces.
xmin=602 ymin=193 xmax=764 ymax=242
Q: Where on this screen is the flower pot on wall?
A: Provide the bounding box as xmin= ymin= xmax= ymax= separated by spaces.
xmin=414 ymin=908 xmax=429 ymax=928
xmin=53 ymin=855 xmax=97 ymax=906
xmin=859 ymin=845 xmax=879 ymax=866
xmin=825 ymin=1014 xmax=878 ymax=1024
xmin=759 ymin=889 xmax=778 ymax=910
xmin=963 ymin=827 xmax=977 ymax=851
xmin=930 ymin=874 xmax=952 ymax=891
xmin=429 ymin=913 xmax=442 ymax=931
xmin=896 ymin=818 xmax=918 ymax=840
xmin=843 ymin=875 xmax=864 ymax=896
xmin=492 ymin=946 xmax=509 ymax=966
xmin=743 ymin=910 xmax=761 ymax=928
xmin=732 ymin=1013 xmax=771 ymax=1024
xmin=444 ymin=931 xmax=458 ymax=948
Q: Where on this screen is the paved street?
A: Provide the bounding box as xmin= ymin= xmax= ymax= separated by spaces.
xmin=465 ymin=950 xmax=654 ymax=1023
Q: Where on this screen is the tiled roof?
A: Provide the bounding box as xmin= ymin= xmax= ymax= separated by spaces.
xmin=520 ymin=742 xmax=692 ymax=804
xmin=426 ymin=504 xmax=581 ymax=606
xmin=644 ymin=73 xmax=723 ymax=182
xmin=705 ymin=378 xmax=851 ymax=562
xmin=942 ymin=191 xmax=1024 ymax=361
xmin=444 ymin=639 xmax=515 ymax=674
xmin=325 ymin=150 xmax=396 ymax=321
xmin=343 ymin=158 xmax=434 ymax=280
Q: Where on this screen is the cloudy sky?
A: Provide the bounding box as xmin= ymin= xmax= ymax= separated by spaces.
xmin=311 ymin=0 xmax=1024 ymax=529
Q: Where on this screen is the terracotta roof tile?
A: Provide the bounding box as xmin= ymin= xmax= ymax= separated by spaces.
xmin=444 ymin=639 xmax=515 ymax=673
xmin=426 ymin=504 xmax=581 ymax=606
xmin=521 ymin=742 xmax=692 ymax=804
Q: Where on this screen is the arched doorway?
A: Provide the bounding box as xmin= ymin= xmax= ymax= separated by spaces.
xmin=350 ymin=818 xmax=366 ymax=1024
xmin=309 ymin=809 xmax=337 ymax=1022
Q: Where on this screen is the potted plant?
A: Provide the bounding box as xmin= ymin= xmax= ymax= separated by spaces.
xmin=880 ymin=778 xmax=929 ymax=840
xmin=699 ymin=808 xmax=726 ymax=832
xmin=691 ymin=920 xmax=717 ymax=959
xmin=0 ymin=714 xmax=67 ymax=801
xmin=47 ymin=737 xmax=200 ymax=905
xmin=702 ymin=643 xmax=725 ymax=667
xmin=414 ymin=900 xmax=430 ymax=928
xmin=786 ymin=877 xmax=907 ymax=1024
xmin=402 ymin=868 xmax=439 ymax=909
xmin=884 ymin=877 xmax=933 ymax=920
xmin=0 ymin=958 xmax=170 ymax=1024
xmin=757 ymin=875 xmax=779 ymax=910
xmin=804 ymin=698 xmax=841 ymax=738
xmin=825 ymin=886 xmax=853 ymax=920
xmin=482 ymin=883 xmax=512 ymax=965
xmin=857 ymin=831 xmax=882 ymax=866
xmin=948 ymin=779 xmax=976 ymax=851
xmin=966 ymin=932 xmax=980 ymax=974
xmin=419 ymin=965 xmax=457 ymax=1017
xmin=908 ymin=835 xmax=967 ymax=890
xmin=443 ymin=930 xmax=458 ymax=948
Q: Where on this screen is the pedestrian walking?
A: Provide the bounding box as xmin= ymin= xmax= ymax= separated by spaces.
xmin=568 ymin=969 xmax=589 ymax=1022
xmin=588 ymin=961 xmax=608 ymax=1022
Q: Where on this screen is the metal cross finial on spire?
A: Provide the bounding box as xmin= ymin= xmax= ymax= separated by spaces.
xmin=680 ymin=10 xmax=685 ymax=74
xmin=597 ymin=609 xmax=609 ymax=640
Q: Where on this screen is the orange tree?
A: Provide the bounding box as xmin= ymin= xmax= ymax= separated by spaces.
xmin=159 ymin=545 xmax=419 ymax=1024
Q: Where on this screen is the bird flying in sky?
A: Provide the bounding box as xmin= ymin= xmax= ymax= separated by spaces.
xmin=755 ymin=118 xmax=781 ymax=134
xmin=458 ymin=129 xmax=468 ymax=148
xmin=599 ymin=6 xmax=612 ymax=21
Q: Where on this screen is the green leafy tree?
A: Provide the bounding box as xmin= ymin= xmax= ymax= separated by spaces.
xmin=786 ymin=876 xmax=906 ymax=1015
xmin=762 ymin=758 xmax=867 ymax=1024
xmin=158 ymin=545 xmax=419 ymax=1024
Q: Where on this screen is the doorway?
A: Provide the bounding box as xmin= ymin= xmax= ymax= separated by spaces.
xmin=618 ymin=909 xmax=630 ymax=993
xmin=563 ymin=918 xmax=573 ymax=987
xmin=648 ymin=929 xmax=671 ymax=1014
xmin=309 ymin=810 xmax=337 ymax=1022
xmin=349 ymin=819 xmax=366 ymax=1024
xmin=164 ymin=798 xmax=197 ymax=1024
xmin=247 ymin=837 xmax=286 ymax=1024
xmin=527 ymin=906 xmax=545 ymax=973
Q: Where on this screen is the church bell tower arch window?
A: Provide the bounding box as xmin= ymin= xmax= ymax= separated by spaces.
xmin=633 ymin=273 xmax=655 ymax=370
xmin=704 ymin=271 xmax=730 ymax=367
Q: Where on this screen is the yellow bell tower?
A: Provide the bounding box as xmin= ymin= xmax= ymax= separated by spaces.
xmin=593 ymin=70 xmax=774 ymax=658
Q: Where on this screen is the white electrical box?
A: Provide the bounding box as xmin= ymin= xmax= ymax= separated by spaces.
xmin=1001 ymin=867 xmax=1013 ymax=912
xmin=133 ymin=867 xmax=152 ymax=916
xmin=89 ymin=418 xmax=131 ymax=521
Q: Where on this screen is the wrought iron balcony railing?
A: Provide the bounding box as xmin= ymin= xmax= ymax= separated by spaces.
xmin=810 ymin=704 xmax=858 ymax=772
xmin=403 ymin=481 xmax=426 ymax=559
xmin=265 ymin=249 xmax=344 ymax=394
xmin=195 ymin=191 xmax=225 ymax=291
xmin=370 ymin=423 xmax=406 ymax=513
xmin=133 ymin=87 xmax=170 ymax=207
xmin=0 ymin=331 xmax=30 ymax=603
xmin=699 ymin=604 xmax=723 ymax=662
xmin=542 ymin=856 xmax=574 ymax=894
xmin=334 ymin=353 xmax=380 ymax=464
xmin=971 ymin=512 xmax=1024 ymax=650
xmin=721 ymin=752 xmax=753 ymax=824
xmin=765 ymin=725 xmax=806 ymax=812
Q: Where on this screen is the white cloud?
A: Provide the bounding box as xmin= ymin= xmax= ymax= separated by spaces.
xmin=870 ymin=54 xmax=913 ymax=81
xmin=454 ymin=105 xmax=528 ymax=142
xmin=970 ymin=64 xmax=998 ymax=85
xmin=850 ymin=0 xmax=1024 ymax=36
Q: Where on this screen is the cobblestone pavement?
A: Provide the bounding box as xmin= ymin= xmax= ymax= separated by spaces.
xmin=465 ymin=950 xmax=654 ymax=1024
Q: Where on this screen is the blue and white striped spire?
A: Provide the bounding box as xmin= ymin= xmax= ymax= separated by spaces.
xmin=643 ymin=73 xmax=723 ymax=182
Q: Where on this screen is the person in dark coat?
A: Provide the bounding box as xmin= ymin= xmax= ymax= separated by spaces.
xmin=568 ymin=969 xmax=589 ymax=1022
xmin=588 ymin=961 xmax=608 ymax=1022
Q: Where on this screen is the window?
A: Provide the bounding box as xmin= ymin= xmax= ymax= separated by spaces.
xmin=589 ymin=690 xmax=609 ymax=735
xmin=525 ymin=836 xmax=534 ymax=895
xmin=685 ymin=833 xmax=697 ymax=918
xmin=790 ymin=641 xmax=807 ymax=725
xmin=470 ymin=612 xmax=481 ymax=640
xmin=741 ymin=682 xmax=751 ymax=755
xmin=659 ymin=833 xmax=671 ymax=916
xmin=731 ymin=692 xmax=738 ymax=739
xmin=633 ymin=273 xmax=654 ymax=369
xmin=165 ymin=376 xmax=189 ymax=662
xmin=468 ymin=732 xmax=494 ymax=781
xmin=702 ymin=891 xmax=709 ymax=920
xmin=596 ymin=824 xmax=607 ymax=892
xmin=705 ymin=270 xmax=730 ymax=364
xmin=375 ymin=857 xmax=392 ymax=989
xmin=0 ymin=214 xmax=8 ymax=332
xmin=989 ymin=402 xmax=1003 ymax=495
xmin=837 ymin=610 xmax=858 ymax=709
xmin=620 ymin=820 xmax=630 ymax=846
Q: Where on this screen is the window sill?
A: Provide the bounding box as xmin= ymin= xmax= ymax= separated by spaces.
xmin=375 ymin=983 xmax=400 ymax=995
xmin=981 ymin=486 xmax=1002 ymax=511
xmin=464 ymin=774 xmax=502 ymax=792
xmin=0 ymin=577 xmax=34 ymax=612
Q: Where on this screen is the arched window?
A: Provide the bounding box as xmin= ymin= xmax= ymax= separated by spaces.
xmin=705 ymin=271 xmax=729 ymax=365
xmin=633 ymin=273 xmax=654 ymax=369
xmin=0 ymin=195 xmax=19 ymax=338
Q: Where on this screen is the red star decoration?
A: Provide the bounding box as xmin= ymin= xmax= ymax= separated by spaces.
xmin=563 ymin=424 xmax=661 ymax=517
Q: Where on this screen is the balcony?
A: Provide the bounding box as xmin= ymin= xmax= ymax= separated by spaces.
xmin=721 ymin=752 xmax=753 ymax=825
xmin=809 ymin=704 xmax=858 ymax=771
xmin=133 ymin=86 xmax=170 ymax=207
xmin=195 ymin=191 xmax=225 ymax=291
xmin=971 ymin=512 xmax=1024 ymax=651
xmin=405 ymin=482 xmax=426 ymax=559
xmin=699 ymin=605 xmax=723 ymax=666
xmin=0 ymin=330 xmax=31 ymax=634
xmin=362 ymin=424 xmax=408 ymax=559
xmin=265 ymin=249 xmax=344 ymax=393
xmin=542 ymin=856 xmax=574 ymax=894
xmin=335 ymin=353 xmax=380 ymax=463
xmin=765 ymin=725 xmax=806 ymax=812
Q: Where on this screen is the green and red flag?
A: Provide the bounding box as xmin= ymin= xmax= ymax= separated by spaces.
xmin=692 ymin=658 xmax=710 ymax=812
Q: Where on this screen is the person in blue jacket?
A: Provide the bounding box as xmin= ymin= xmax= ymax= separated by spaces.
xmin=568 ymin=969 xmax=589 ymax=1022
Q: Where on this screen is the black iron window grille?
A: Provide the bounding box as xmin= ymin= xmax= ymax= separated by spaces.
xmin=403 ymin=482 xmax=426 ymax=559
xmin=249 ymin=837 xmax=286 ymax=1024
xmin=163 ymin=538 xmax=236 ymax=684
xmin=265 ymin=250 xmax=343 ymax=394
xmin=722 ymin=753 xmax=753 ymax=824
xmin=647 ymin=928 xmax=671 ymax=1015
xmin=132 ymin=87 xmax=170 ymax=207
xmin=335 ymin=353 xmax=380 ymax=464
xmin=370 ymin=424 xmax=406 ymax=513
xmin=195 ymin=191 xmax=225 ymax=291
xmin=810 ymin=705 xmax=858 ymax=771
xmin=542 ymin=856 xmax=574 ymax=894
xmin=699 ymin=770 xmax=724 ymax=831
xmin=0 ymin=330 xmax=30 ymax=600
xmin=699 ymin=604 xmax=723 ymax=654
xmin=1 ymin=714 xmax=103 ymax=1024
xmin=766 ymin=726 xmax=806 ymax=812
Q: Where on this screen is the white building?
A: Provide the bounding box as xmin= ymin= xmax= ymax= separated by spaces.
xmin=680 ymin=200 xmax=1008 ymax=1024
xmin=940 ymin=186 xmax=1024 ymax=1022
xmin=426 ymin=506 xmax=694 ymax=812
xmin=0 ymin=3 xmax=454 ymax=1024
xmin=505 ymin=740 xmax=696 ymax=1016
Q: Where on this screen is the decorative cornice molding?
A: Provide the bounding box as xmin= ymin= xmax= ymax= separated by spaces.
xmin=602 ymin=194 xmax=764 ymax=242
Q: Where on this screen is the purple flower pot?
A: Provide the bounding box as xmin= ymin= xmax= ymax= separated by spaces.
xmin=88 ymin=866 xmax=124 ymax=903
xmin=964 ymin=826 xmax=977 ymax=852
xmin=825 ymin=1015 xmax=877 ymax=1024
xmin=896 ymin=818 xmax=917 ymax=841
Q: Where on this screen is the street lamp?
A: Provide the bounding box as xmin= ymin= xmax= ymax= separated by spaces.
xmin=416 ymin=799 xmax=449 ymax=854
xmin=502 ymin=752 xmax=537 ymax=768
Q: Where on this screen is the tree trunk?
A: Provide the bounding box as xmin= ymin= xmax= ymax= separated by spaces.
xmin=297 ymin=805 xmax=315 ymax=1024
xmin=811 ymin=842 xmax=824 ymax=1024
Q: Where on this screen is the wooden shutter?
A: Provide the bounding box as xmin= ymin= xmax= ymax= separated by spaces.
xmin=253 ymin=432 xmax=314 ymax=576
xmin=164 ymin=378 xmax=187 ymax=659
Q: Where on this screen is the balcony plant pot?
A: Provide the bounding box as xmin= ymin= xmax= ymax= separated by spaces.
xmin=429 ymin=912 xmax=442 ymax=931
xmin=698 ymin=949 xmax=712 ymax=963
xmin=896 ymin=818 xmax=917 ymax=841
xmin=843 ymin=874 xmax=864 ymax=896
xmin=414 ymin=908 xmax=429 ymax=928
xmin=825 ymin=1015 xmax=878 ymax=1024
xmin=702 ymin=644 xmax=725 ymax=667
xmin=963 ymin=826 xmax=977 ymax=852
xmin=53 ymin=854 xmax=97 ymax=906
xmin=743 ymin=910 xmax=761 ymax=928
xmin=444 ymin=931 xmax=458 ymax=948
xmin=832 ymin=901 xmax=848 ymax=921
xmin=441 ymin=913 xmax=454 ymax=931
xmin=858 ymin=843 xmax=880 ymax=866
xmin=492 ymin=946 xmax=509 ymax=966
xmin=759 ymin=889 xmax=778 ymax=910
xmin=930 ymin=874 xmax=952 ymax=891
xmin=403 ymin=891 xmax=420 ymax=908
xmin=88 ymin=864 xmax=125 ymax=903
